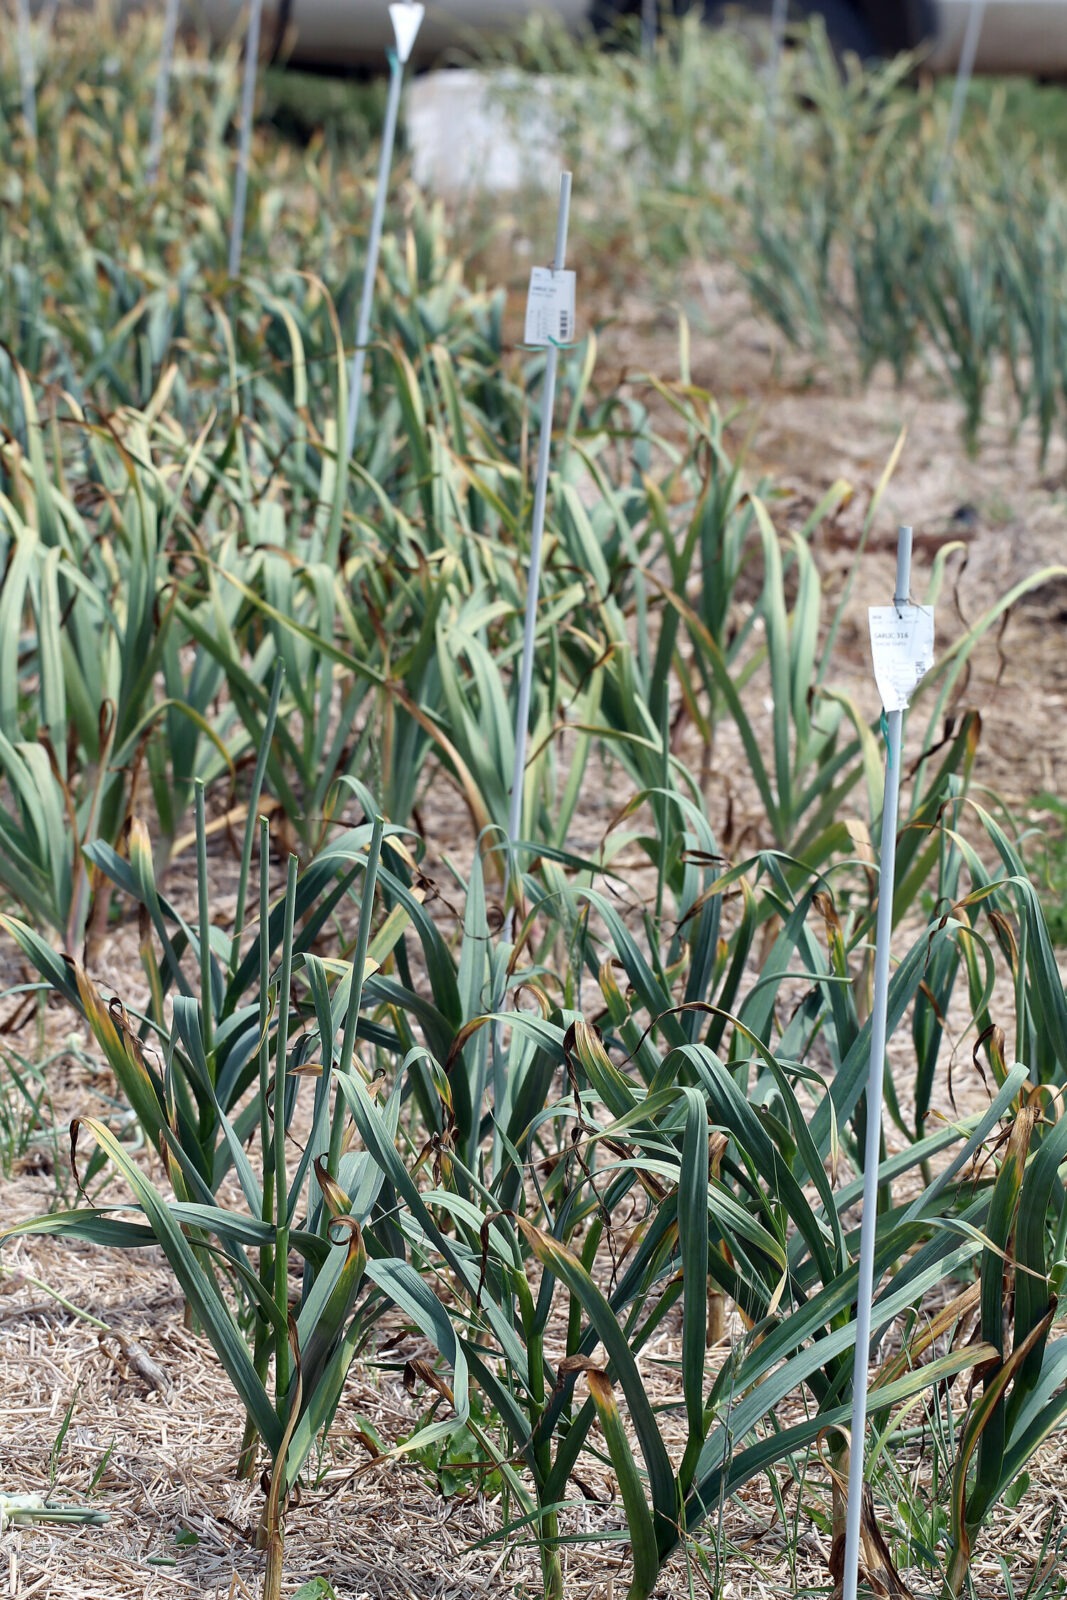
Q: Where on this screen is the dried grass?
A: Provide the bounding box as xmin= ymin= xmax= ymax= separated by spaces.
xmin=3 ymin=291 xmax=1067 ymax=1600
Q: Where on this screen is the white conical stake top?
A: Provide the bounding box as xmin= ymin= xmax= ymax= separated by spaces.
xmin=389 ymin=2 xmax=424 ymax=64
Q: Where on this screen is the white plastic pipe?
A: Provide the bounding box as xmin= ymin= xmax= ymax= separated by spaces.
xmin=506 ymin=170 xmax=573 ymax=857
xmin=764 ymin=0 xmax=789 ymax=170
xmin=641 ymin=0 xmax=657 ymax=57
xmin=345 ymin=52 xmax=402 ymax=458
xmin=768 ymin=0 xmax=789 ymax=83
xmin=841 ymin=525 xmax=913 ymax=1600
xmin=345 ymin=3 xmax=424 ymax=461
xmin=16 ymin=0 xmax=37 ymax=142
xmin=228 ymin=0 xmax=265 ymax=279
xmin=147 ymin=0 xmax=183 ymax=190
xmin=933 ymin=0 xmax=987 ymax=212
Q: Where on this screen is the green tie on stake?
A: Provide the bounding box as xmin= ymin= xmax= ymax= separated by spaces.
xmin=228 ymin=0 xmax=266 ymax=280
xmin=345 ymin=2 xmax=425 ymax=462
xmin=842 ymin=524 xmax=935 ymax=1600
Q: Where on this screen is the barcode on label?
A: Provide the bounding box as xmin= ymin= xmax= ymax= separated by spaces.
xmin=524 ymin=267 xmax=577 ymax=348
xmin=868 ymin=604 xmax=935 ymax=713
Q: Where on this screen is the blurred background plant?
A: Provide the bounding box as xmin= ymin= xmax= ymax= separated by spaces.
xmin=487 ymin=10 xmax=1067 ymax=458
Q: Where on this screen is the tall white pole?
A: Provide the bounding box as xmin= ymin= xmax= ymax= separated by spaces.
xmin=506 ymin=170 xmax=573 ymax=858
xmin=228 ymin=0 xmax=265 ymax=279
xmin=641 ymin=0 xmax=657 ymax=57
xmin=15 ymin=0 xmax=37 ymax=143
xmin=768 ymin=0 xmax=789 ymax=85
xmin=493 ymin=171 xmax=574 ymax=1124
xmin=345 ymin=3 xmax=424 ymax=462
xmin=763 ymin=0 xmax=789 ymax=177
xmin=841 ymin=526 xmax=913 ymax=1600
xmin=933 ymin=0 xmax=987 ymax=212
xmin=146 ymin=0 xmax=183 ymax=190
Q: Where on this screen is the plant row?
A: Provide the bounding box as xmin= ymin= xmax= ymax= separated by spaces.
xmin=1 ymin=11 xmax=1067 ymax=1600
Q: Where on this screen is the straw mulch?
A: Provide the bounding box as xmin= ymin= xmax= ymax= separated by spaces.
xmin=2 ymin=1024 xmax=1065 ymax=1600
xmin=3 ymin=291 xmax=1067 ymax=1598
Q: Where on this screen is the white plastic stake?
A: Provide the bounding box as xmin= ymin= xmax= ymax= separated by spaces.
xmin=15 ymin=0 xmax=37 ymax=142
xmin=933 ymin=0 xmax=986 ymax=213
xmin=228 ymin=0 xmax=265 ymax=279
xmin=763 ymin=0 xmax=789 ymax=175
xmin=768 ymin=0 xmax=789 ymax=85
xmin=641 ymin=0 xmax=657 ymax=57
xmin=146 ymin=0 xmax=182 ymax=190
xmin=345 ymin=3 xmax=424 ymax=461
xmin=506 ymin=170 xmax=573 ymax=860
xmin=841 ymin=526 xmax=916 ymax=1600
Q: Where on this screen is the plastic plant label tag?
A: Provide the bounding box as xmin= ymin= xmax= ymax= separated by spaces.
xmin=868 ymin=604 xmax=934 ymax=711
xmin=524 ymin=267 xmax=576 ymax=347
xmin=389 ymin=3 xmax=424 ymax=64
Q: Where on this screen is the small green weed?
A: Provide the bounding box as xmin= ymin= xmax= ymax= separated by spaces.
xmin=401 ymin=1382 xmax=508 ymax=1499
xmin=0 ymin=1044 xmax=61 ymax=1185
xmin=1027 ymin=794 xmax=1067 ymax=946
